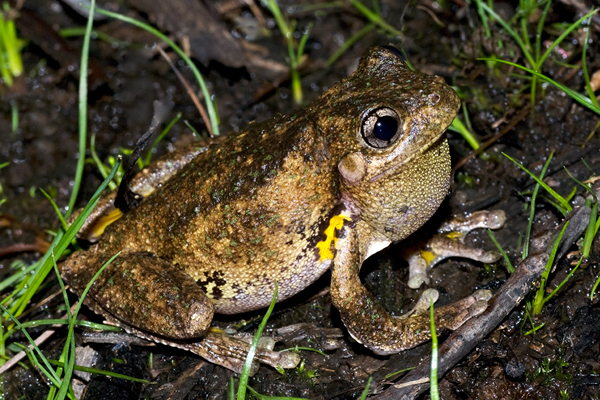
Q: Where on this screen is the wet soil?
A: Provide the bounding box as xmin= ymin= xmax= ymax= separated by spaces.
xmin=2 ymin=0 xmax=600 ymax=399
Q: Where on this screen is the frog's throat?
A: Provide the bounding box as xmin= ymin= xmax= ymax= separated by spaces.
xmin=316 ymin=214 xmax=352 ymax=262
xmin=369 ymin=130 xmax=448 ymax=183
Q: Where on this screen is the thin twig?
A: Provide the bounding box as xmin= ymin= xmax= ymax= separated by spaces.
xmin=156 ymin=46 xmax=213 ymax=137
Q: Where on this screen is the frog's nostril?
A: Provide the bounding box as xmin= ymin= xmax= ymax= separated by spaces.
xmin=380 ymin=45 xmax=406 ymax=61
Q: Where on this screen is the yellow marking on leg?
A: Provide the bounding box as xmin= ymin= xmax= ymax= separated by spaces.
xmin=420 ymin=250 xmax=436 ymax=265
xmin=446 ymin=231 xmax=463 ymax=239
xmin=91 ymin=208 xmax=123 ymax=239
xmin=316 ymin=214 xmax=351 ymax=262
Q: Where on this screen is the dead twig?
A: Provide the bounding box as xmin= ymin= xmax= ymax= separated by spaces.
xmin=156 ymin=46 xmax=213 ymax=137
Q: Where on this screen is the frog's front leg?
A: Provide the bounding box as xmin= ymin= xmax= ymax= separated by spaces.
xmin=406 ymin=210 xmax=506 ymax=289
xmin=330 ymin=221 xmax=491 ymax=355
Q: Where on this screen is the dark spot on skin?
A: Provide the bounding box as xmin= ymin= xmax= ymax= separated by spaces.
xmin=211 ymin=286 xmax=223 ymax=300
xmin=196 ymin=270 xmax=227 ymax=292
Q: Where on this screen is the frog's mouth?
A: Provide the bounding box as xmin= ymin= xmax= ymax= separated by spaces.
xmin=368 ymin=129 xmax=448 ymax=183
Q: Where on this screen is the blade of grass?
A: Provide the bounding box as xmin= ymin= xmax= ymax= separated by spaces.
xmin=0 ymin=304 xmax=64 ymax=389
xmin=483 ymin=59 xmax=600 ymax=116
xmin=91 ymin=7 xmax=219 ymax=136
xmin=349 ymin=0 xmax=402 ymax=37
xmin=11 ymin=100 xmax=18 ymax=136
xmin=536 ymin=9 xmax=597 ymax=71
xmin=40 ymin=189 xmax=69 ymax=232
xmin=477 ymin=2 xmax=535 ymax=68
xmin=144 ymin=113 xmax=182 ymax=166
xmin=543 ymin=257 xmax=582 ymax=305
xmin=487 ymin=229 xmax=514 ymax=273
xmin=448 ymin=118 xmax=480 ymax=150
xmin=236 ymin=283 xmax=279 ymax=400
xmin=562 ymin=168 xmax=598 ymax=258
xmin=3 ymin=320 xmax=120 ymax=340
xmin=47 ymin=359 xmax=152 ymax=384
xmin=430 ymin=299 xmax=439 ymax=400
xmin=503 ymin=152 xmax=572 ymax=212
xmin=591 ymin=273 xmax=600 ymax=300
xmin=67 ymin=0 xmax=96 ymax=218
xmin=532 ymin=222 xmax=568 ymax=315
xmin=359 ymin=377 xmax=373 ymax=400
xmin=228 ymin=377 xmax=235 ymax=400
xmin=581 ymin=15 xmax=600 ymax=110
xmin=326 ymin=23 xmax=375 ymax=67
xmin=523 ymin=152 xmax=553 ymax=259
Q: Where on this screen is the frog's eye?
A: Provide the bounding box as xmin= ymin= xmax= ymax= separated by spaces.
xmin=361 ymin=107 xmax=402 ymax=149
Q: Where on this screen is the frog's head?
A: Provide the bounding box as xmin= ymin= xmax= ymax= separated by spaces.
xmin=318 ymin=46 xmax=460 ymax=241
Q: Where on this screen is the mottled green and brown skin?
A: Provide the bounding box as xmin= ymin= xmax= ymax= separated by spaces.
xmin=62 ymin=47 xmax=487 ymax=363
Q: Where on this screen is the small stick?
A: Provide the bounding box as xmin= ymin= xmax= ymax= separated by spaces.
xmin=156 ymin=46 xmax=213 ymax=138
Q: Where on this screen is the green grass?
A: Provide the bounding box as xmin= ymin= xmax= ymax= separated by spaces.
xmin=487 ymin=229 xmax=514 ymax=273
xmin=236 ymin=283 xmax=279 ymax=400
xmin=504 ymin=153 xmax=599 ymax=318
xmin=531 ymin=222 xmax=568 ymax=316
xmin=429 ymin=300 xmax=439 ymax=400
xmin=448 ymin=117 xmax=480 ymax=151
xmin=0 ymin=4 xmax=25 ymax=87
xmin=348 ymin=0 xmax=402 ymax=38
xmin=504 ymin=153 xmax=571 ymax=214
xmin=522 ymin=153 xmax=554 ymax=260
xmin=91 ymin=6 xmax=220 ymax=137
xmin=263 ymin=0 xmax=311 ymax=105
xmin=475 ymin=1 xmax=598 ymax=112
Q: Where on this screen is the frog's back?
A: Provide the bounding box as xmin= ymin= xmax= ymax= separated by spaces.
xmin=99 ymin=115 xmax=340 ymax=313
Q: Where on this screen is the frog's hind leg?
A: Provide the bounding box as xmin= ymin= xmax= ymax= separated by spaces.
xmin=330 ymin=225 xmax=491 ymax=356
xmin=62 ymin=251 xmax=214 ymax=339
xmin=63 ymin=250 xmax=302 ymax=373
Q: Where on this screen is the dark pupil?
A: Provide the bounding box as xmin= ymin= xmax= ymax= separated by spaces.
xmin=373 ymin=116 xmax=398 ymax=141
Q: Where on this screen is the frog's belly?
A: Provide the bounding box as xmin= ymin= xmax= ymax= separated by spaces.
xmin=190 ymin=256 xmax=332 ymax=315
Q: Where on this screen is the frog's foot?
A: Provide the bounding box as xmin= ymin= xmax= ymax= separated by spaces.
xmin=406 ymin=210 xmax=506 ymax=289
xmin=429 ymin=289 xmax=491 ymax=331
xmin=181 ymin=329 xmax=301 ymax=375
xmin=362 ymin=289 xmax=491 ymax=356
xmin=438 ymin=210 xmax=506 ymax=234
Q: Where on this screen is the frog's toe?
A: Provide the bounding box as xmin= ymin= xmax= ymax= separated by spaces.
xmin=467 ymin=299 xmax=489 ymax=318
xmin=485 ymin=209 xmax=507 ymax=229
xmin=276 ymin=351 xmax=302 ymax=369
xmin=472 ymin=289 xmax=492 ymax=302
xmin=434 ymin=289 xmax=491 ymax=331
xmin=406 ymin=250 xmax=430 ymax=289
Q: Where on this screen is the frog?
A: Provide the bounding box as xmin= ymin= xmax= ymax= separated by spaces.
xmin=61 ymin=46 xmax=492 ymax=371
